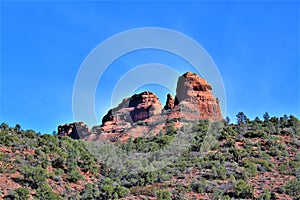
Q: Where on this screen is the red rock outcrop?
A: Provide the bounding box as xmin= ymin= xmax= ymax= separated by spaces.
xmin=58 ymin=72 xmax=223 ymax=142
xmin=164 ymin=93 xmax=175 ymax=110
xmin=79 ymin=91 xmax=163 ymax=141
xmin=129 ymin=91 xmax=162 ymax=122
xmin=171 ymin=72 xmax=223 ymax=121
xmin=57 ymin=122 xmax=89 ymax=140
xmin=102 ymin=91 xmax=162 ymax=125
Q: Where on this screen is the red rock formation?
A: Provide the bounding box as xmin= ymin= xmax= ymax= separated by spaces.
xmin=57 ymin=122 xmax=89 ymax=139
xmin=79 ymin=91 xmax=163 ymax=141
xmin=129 ymin=91 xmax=162 ymax=122
xmin=172 ymin=72 xmax=223 ymax=121
xmin=164 ymin=93 xmax=175 ymax=110
xmin=58 ymin=72 xmax=223 ymax=141
xmin=102 ymin=91 xmax=162 ymax=125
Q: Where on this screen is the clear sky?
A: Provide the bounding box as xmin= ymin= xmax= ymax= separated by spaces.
xmin=1 ymin=1 xmax=299 ymax=134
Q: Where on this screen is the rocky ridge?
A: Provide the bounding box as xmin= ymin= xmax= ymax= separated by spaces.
xmin=58 ymin=72 xmax=223 ymax=141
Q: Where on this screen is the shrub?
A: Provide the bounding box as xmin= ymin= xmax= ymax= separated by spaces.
xmin=52 ymin=157 xmax=66 ymax=169
xmin=259 ymin=188 xmax=271 ymax=200
xmin=5 ymin=187 xmax=30 ymax=200
xmin=78 ymin=152 xmax=97 ymax=173
xmin=268 ymin=147 xmax=281 ymax=157
xmin=281 ymin=177 xmax=300 ymax=198
xmin=211 ymin=188 xmax=224 ymax=200
xmin=66 ymin=169 xmax=83 ymax=183
xmin=234 ymin=180 xmax=254 ymax=199
xmin=99 ymin=178 xmax=129 ymax=199
xmin=0 ymin=132 xmax=19 ymax=146
xmin=191 ymin=178 xmax=207 ymax=193
xmin=20 ymin=165 xmax=47 ymax=188
xmin=35 ymin=182 xmax=62 ymax=200
xmin=254 ymin=159 xmax=273 ymax=172
xmin=230 ymin=147 xmax=248 ymax=162
xmin=243 ymin=159 xmax=257 ymax=177
xmin=165 ymin=122 xmax=177 ymax=136
xmin=81 ymin=183 xmax=101 ymax=199
xmin=34 ymin=149 xmax=50 ymax=169
xmin=244 ymin=130 xmax=266 ymax=138
xmin=191 ymin=182 xmax=205 ymax=193
xmin=154 ymin=189 xmax=172 ymax=200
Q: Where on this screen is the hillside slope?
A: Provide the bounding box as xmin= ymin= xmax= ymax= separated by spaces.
xmin=0 ymin=113 xmax=299 ymax=199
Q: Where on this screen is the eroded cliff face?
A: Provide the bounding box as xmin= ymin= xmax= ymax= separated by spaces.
xmin=57 ymin=122 xmax=89 ymax=140
xmin=58 ymin=72 xmax=223 ymax=142
xmin=84 ymin=91 xmax=163 ymax=142
xmin=102 ymin=91 xmax=162 ymax=125
xmin=169 ymin=72 xmax=223 ymax=122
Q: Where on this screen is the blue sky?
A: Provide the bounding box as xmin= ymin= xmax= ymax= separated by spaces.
xmin=1 ymin=1 xmax=299 ymax=133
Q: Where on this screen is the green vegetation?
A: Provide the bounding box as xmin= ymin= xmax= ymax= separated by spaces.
xmin=234 ymin=179 xmax=254 ymax=198
xmin=4 ymin=187 xmax=30 ymax=200
xmin=0 ymin=122 xmax=101 ymax=199
xmin=280 ymin=177 xmax=300 ymax=199
xmin=0 ymin=113 xmax=299 ymax=199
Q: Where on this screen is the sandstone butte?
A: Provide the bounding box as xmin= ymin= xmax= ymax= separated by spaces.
xmin=58 ymin=72 xmax=223 ymax=142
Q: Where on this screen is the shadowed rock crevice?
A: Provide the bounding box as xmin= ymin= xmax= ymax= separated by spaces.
xmin=58 ymin=122 xmax=89 ymax=140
